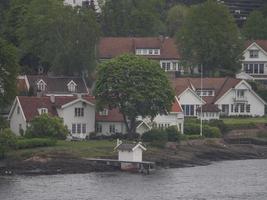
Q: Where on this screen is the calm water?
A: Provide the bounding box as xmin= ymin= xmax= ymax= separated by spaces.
xmin=0 ymin=159 xmax=267 ymax=200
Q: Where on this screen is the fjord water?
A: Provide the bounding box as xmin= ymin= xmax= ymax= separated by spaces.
xmin=1 ymin=159 xmax=267 ymax=200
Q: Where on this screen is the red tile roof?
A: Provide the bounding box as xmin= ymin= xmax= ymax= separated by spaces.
xmin=171 ymin=98 xmax=183 ymax=113
xmin=17 ymin=96 xmax=95 ymax=122
xmin=98 ymin=37 xmax=180 ymax=60
xmin=245 ymin=40 xmax=267 ymax=53
xmin=172 ymin=77 xmax=241 ymax=104
xmin=95 ymin=108 xmax=124 ymax=122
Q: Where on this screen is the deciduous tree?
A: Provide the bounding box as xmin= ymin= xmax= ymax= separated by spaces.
xmin=177 ymin=0 xmax=243 ymax=76
xmin=94 ymin=54 xmax=175 ymax=137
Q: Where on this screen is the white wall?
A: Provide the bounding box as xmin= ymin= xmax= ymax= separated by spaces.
xmin=96 ymin=122 xmax=126 ymax=135
xmin=197 ymin=112 xmax=220 ymax=121
xmin=9 ymin=101 xmax=27 ymax=136
xmin=118 ymin=148 xmax=143 ymax=162
xmin=57 ymin=101 xmax=95 ymax=138
xmin=153 ymin=113 xmax=184 ymax=134
xmin=178 ymin=89 xmax=203 ymax=116
xmin=216 ymin=82 xmax=265 ymax=116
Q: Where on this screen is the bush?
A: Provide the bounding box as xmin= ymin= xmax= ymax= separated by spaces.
xmin=186 ymin=135 xmax=205 ymax=140
xmin=0 ymin=129 xmax=17 ymax=158
xmin=142 ymin=129 xmax=168 ymax=142
xmin=207 ymin=120 xmax=229 ymax=134
xmin=25 ymin=114 xmax=68 ymax=139
xmin=16 ymin=138 xmax=57 ymax=149
xmin=165 ymin=126 xmax=181 ymax=142
xmin=226 ymin=122 xmax=256 ymax=130
xmin=203 ymin=126 xmax=221 ymax=138
xmin=184 ymin=123 xmax=200 ymax=135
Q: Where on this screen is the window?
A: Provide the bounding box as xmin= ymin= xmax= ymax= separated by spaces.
xmin=135 ymin=49 xmax=142 ymax=55
xmin=254 ymin=64 xmax=259 ymax=73
xmin=259 ymin=64 xmax=264 ymax=74
xmin=75 ymin=108 xmax=84 ymax=117
xmin=237 ymin=90 xmax=245 ymax=98
xmin=82 ymin=124 xmax=86 ymax=134
xmin=154 ymin=49 xmax=159 ymax=55
xmin=96 ymin=123 xmax=102 ymax=133
xmin=77 ymin=124 xmax=81 ymax=134
xmin=234 ymin=105 xmax=239 ymax=113
xmin=39 ymin=108 xmax=48 ymax=115
xmin=161 ymin=62 xmax=171 ymax=71
xmin=37 ymin=81 xmax=46 ymax=91
xmin=182 ymin=105 xmax=194 ymax=116
xmin=249 ymin=50 xmax=259 ymax=58
xmin=231 ymin=104 xmax=234 ymax=112
xmin=196 ymin=90 xmax=214 ymax=96
xmin=222 ymin=104 xmax=229 ymax=114
xmin=240 ymin=104 xmax=245 ymax=113
xmin=19 ymin=124 xmax=22 ymax=134
xmin=109 ymin=124 xmax=115 ymax=133
xmin=17 ymin=106 xmax=20 ymax=114
xmin=246 ymin=104 xmax=251 ymax=113
xmin=149 ymin=49 xmax=153 ymax=55
xmin=68 ymin=83 xmax=76 ymax=92
xmin=72 ymin=124 xmax=76 ymax=134
xmin=99 ymin=109 xmax=108 ymax=116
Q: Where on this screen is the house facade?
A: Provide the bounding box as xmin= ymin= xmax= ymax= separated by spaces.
xmin=236 ymin=40 xmax=267 ymax=83
xmin=98 ymin=37 xmax=184 ymax=74
xmin=173 ymin=77 xmax=266 ymax=119
xmin=17 ymin=75 xmax=89 ymax=96
xmin=8 ymin=96 xmax=95 ymax=139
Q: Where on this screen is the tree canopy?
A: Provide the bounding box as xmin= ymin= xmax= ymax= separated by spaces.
xmin=0 ymin=37 xmax=18 ymax=109
xmin=177 ymin=0 xmax=243 ymax=76
xmin=94 ymin=54 xmax=175 ymax=136
xmin=100 ymin=0 xmax=166 ymax=36
xmin=243 ymin=10 xmax=267 ymax=40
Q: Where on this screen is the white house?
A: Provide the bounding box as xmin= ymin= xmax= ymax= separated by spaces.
xmin=236 ymin=40 xmax=267 ymax=83
xmin=98 ymin=37 xmax=184 ymax=74
xmin=173 ymin=77 xmax=266 ymax=118
xmin=8 ymin=95 xmax=95 ymax=139
xmin=95 ymin=97 xmax=184 ymax=135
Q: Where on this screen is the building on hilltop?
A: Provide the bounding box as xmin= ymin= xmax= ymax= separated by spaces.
xmin=236 ymin=40 xmax=267 ymax=84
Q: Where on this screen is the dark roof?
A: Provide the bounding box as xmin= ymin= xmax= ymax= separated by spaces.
xmin=95 ymin=108 xmax=124 ymax=122
xmin=173 ymin=77 xmax=241 ymax=104
xmin=17 ymin=95 xmax=95 ymax=122
xmin=98 ymin=37 xmax=180 ymax=60
xmin=196 ymin=104 xmax=221 ymax=113
xmin=245 ymin=40 xmax=267 ymax=53
xmin=116 ymin=143 xmax=137 ymax=151
xmin=27 ymin=75 xmax=88 ymax=94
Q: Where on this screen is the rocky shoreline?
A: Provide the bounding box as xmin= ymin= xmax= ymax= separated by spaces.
xmin=1 ymin=139 xmax=267 ymax=175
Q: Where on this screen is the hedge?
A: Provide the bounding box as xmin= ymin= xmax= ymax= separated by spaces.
xmin=184 ymin=123 xmax=222 ymax=138
xmin=16 ymin=138 xmax=57 ymax=149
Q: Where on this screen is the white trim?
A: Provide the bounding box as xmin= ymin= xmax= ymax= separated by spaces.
xmin=178 ymin=87 xmax=206 ymax=104
xmin=36 ymin=79 xmax=47 ymax=85
xmin=61 ymin=98 xmax=95 ymax=109
xmin=234 ymin=80 xmax=252 ymax=90
xmin=136 ymin=120 xmax=152 ymax=130
xmin=132 ymin=143 xmax=147 ymax=151
xmin=8 ymin=97 xmax=26 ymax=122
xmin=67 ymin=80 xmax=77 ymax=86
xmin=244 ymin=42 xmax=267 ymax=57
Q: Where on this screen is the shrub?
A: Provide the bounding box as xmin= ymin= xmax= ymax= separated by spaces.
xmin=25 ymin=114 xmax=68 ymax=139
xmin=203 ymin=126 xmax=221 ymax=138
xmin=0 ymin=129 xmax=17 ymax=158
xmin=226 ymin=122 xmax=256 ymax=130
xmin=165 ymin=126 xmax=181 ymax=142
xmin=207 ymin=120 xmax=229 ymax=134
xmin=16 ymin=138 xmax=57 ymax=149
xmin=187 ymin=135 xmax=205 ymax=140
xmin=142 ymin=129 xmax=168 ymax=142
xmin=184 ymin=123 xmax=200 ymax=135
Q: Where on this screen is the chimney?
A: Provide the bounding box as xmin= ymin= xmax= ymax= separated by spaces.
xmin=50 ymin=95 xmax=55 ymax=103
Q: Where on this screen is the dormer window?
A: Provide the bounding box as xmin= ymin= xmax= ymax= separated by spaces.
xmin=99 ymin=109 xmax=108 ymax=116
xmin=249 ymin=50 xmax=259 ymax=58
xmin=38 ymin=108 xmax=48 ymax=115
xmin=67 ymin=80 xmax=77 ymax=92
xmin=196 ymin=89 xmax=215 ymax=96
xmin=135 ymin=49 xmax=160 ymax=55
xmin=37 ymin=79 xmax=46 ymax=91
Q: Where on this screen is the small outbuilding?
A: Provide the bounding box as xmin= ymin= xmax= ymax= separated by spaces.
xmin=196 ymin=104 xmax=221 ymax=121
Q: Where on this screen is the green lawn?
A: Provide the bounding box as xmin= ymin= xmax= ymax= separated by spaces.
xmin=221 ymin=117 xmax=267 ymax=125
xmin=7 ymin=140 xmax=117 ymax=160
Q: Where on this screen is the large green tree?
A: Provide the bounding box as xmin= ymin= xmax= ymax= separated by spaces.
xmin=166 ymin=4 xmax=188 ymax=37
xmin=17 ymin=0 xmax=100 ymax=75
xmin=101 ymin=0 xmax=166 ymax=36
xmin=177 ymin=0 xmax=243 ymax=76
xmin=94 ymin=54 xmax=175 ymax=136
xmin=0 ymin=37 xmax=18 ymax=109
xmin=243 ymin=11 xmax=267 ymax=40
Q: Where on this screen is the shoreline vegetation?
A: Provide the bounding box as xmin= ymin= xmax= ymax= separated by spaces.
xmin=0 ymin=138 xmax=267 ymax=175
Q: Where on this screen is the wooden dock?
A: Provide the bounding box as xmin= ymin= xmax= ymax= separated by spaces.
xmin=84 ymin=158 xmax=155 ymax=174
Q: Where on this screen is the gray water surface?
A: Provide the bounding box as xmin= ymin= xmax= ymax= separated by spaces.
xmin=0 ymin=159 xmax=267 ymax=200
